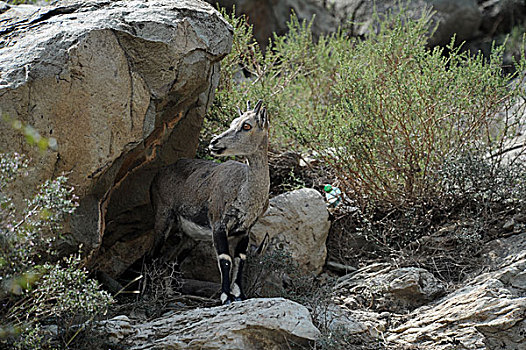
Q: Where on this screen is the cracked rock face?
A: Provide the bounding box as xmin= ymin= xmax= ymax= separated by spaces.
xmin=319 ymin=0 xmax=482 ymax=47
xmin=96 ymin=298 xmax=320 ymax=350
xmin=387 ymin=248 xmax=526 ymax=349
xmin=0 ymin=0 xmax=232 ymax=273
xmin=323 ymin=234 xmax=526 ymax=349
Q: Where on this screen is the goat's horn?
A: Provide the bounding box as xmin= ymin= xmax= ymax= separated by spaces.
xmin=254 ymin=100 xmax=263 ymax=114
xmin=246 ymin=101 xmax=251 ymax=111
xmin=237 ymin=106 xmax=242 ymax=116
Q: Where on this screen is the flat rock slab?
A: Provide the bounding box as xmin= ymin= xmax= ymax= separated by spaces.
xmin=97 ymin=297 xmax=320 ymax=350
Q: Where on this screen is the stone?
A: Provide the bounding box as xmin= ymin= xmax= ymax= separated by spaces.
xmin=98 ymin=315 xmax=134 ymax=344
xmin=387 ymin=241 xmax=526 ymax=349
xmin=484 ymin=232 xmax=526 ymax=268
xmin=0 ymin=1 xmax=9 ymax=14
xmin=335 ymin=263 xmax=446 ymax=313
xmin=479 ymin=0 xmax=526 ymax=35
xmin=0 ymin=0 xmax=232 ymax=276
xmin=179 ymin=240 xmax=221 ymax=282
xmin=318 ymin=305 xmax=387 ymax=340
xmin=97 ymin=298 xmax=320 ymax=350
xmin=250 ymin=188 xmax=331 ymax=274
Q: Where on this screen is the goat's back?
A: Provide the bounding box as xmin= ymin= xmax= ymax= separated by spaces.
xmin=151 ymin=158 xmax=247 ymax=224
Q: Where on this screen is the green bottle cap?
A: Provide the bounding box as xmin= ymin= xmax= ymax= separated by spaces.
xmin=324 ymin=184 xmax=333 ymax=192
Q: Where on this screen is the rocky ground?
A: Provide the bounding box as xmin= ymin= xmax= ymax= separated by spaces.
xmin=89 ymin=190 xmax=526 ymax=350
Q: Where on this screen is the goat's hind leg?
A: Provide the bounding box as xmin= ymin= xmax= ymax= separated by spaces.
xmin=151 ymin=207 xmax=175 ymax=256
xmin=231 ymin=235 xmax=249 ymax=301
xmin=213 ymin=224 xmax=235 ymax=304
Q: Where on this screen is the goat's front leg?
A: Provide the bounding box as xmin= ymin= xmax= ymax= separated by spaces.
xmin=213 ymin=223 xmax=234 ymax=304
xmin=231 ymin=234 xmax=249 ymax=301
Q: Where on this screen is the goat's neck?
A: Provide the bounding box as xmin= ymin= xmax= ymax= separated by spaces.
xmin=244 ymin=139 xmax=269 ymax=191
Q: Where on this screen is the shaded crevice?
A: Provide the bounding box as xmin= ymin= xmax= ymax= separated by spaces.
xmin=88 ymin=110 xmax=184 ymax=270
xmin=204 ymin=62 xmax=217 ymax=112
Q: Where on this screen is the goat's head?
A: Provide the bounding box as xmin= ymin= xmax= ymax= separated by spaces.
xmin=209 ymin=100 xmax=269 ymax=157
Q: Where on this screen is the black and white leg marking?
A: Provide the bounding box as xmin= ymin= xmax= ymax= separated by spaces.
xmin=231 ymin=235 xmax=249 ymax=301
xmin=214 ymin=224 xmax=236 ymax=304
xmin=217 ymin=253 xmax=233 ymax=304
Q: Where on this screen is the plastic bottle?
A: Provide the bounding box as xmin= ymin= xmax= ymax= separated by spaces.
xmin=324 ymin=184 xmax=342 ymax=207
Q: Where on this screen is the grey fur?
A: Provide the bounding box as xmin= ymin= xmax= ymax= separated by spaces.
xmin=151 ymin=100 xmax=270 ymax=304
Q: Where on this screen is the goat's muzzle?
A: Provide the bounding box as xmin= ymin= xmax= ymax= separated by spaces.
xmin=209 ymin=138 xmax=226 ymax=156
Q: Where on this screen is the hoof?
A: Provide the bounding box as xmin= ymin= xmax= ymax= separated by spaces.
xmin=221 ymin=292 xmax=246 ymax=304
xmin=221 ymin=293 xmax=236 ymax=305
xmin=233 ymin=294 xmax=246 ymax=302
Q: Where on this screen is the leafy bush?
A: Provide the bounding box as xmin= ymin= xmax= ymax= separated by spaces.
xmin=0 ymin=146 xmax=111 ymax=348
xmin=210 ymin=7 xmax=526 ymax=209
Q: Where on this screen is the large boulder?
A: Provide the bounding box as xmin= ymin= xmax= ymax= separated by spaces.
xmin=250 ymin=188 xmax=330 ymax=274
xmin=96 ymin=298 xmax=320 ymax=349
xmin=0 ymin=0 xmax=232 ymax=275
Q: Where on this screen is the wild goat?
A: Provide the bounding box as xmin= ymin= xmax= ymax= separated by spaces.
xmin=150 ymin=100 xmax=270 ymax=304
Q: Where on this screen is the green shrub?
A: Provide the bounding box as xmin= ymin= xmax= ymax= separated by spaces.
xmin=210 ymin=7 xmax=526 ymax=209
xmin=1 ymin=138 xmax=112 ymax=349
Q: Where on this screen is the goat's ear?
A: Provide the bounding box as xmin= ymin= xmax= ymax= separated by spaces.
xmin=257 ymin=107 xmax=269 ymax=129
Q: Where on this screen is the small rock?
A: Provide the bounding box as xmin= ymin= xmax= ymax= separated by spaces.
xmin=318 ymin=305 xmax=387 ymax=339
xmin=336 ymin=264 xmax=446 ymax=312
xmin=503 ymin=218 xmax=516 ymax=231
xmin=96 ymin=315 xmax=134 ymax=343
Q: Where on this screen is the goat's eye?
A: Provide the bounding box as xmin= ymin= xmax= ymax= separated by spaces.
xmin=242 ymin=123 xmax=252 ymax=131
